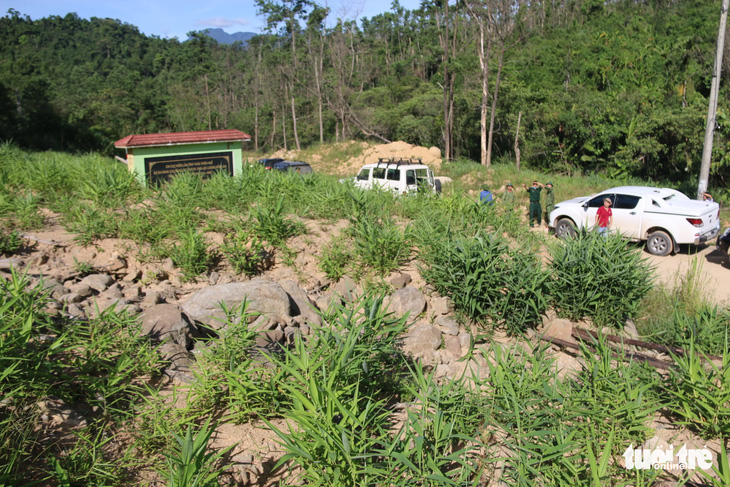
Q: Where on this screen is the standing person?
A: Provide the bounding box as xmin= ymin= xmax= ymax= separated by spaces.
xmin=703 ymin=192 xmax=714 ymax=202
xmin=523 ymin=181 xmax=543 ymax=227
xmin=544 ymin=182 xmax=555 ymax=225
xmin=479 ymin=185 xmax=493 ymax=205
xmin=502 ymin=182 xmax=516 ymax=206
xmin=595 ymin=198 xmax=613 ymax=236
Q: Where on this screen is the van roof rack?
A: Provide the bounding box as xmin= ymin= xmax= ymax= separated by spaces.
xmin=375 ymin=157 xmax=423 ymax=168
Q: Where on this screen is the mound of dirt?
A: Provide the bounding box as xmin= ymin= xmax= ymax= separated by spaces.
xmin=338 ymin=141 xmax=442 ymax=176
xmin=270 ymin=141 xmax=442 ymax=176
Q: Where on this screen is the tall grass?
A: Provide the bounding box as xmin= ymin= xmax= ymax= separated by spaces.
xmin=548 ymin=230 xmax=654 ymax=328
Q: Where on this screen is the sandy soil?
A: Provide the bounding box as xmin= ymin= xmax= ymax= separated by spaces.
xmin=645 ymin=243 xmax=730 ymax=306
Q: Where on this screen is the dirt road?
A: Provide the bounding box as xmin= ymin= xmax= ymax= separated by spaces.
xmin=646 ymin=243 xmax=730 ymax=306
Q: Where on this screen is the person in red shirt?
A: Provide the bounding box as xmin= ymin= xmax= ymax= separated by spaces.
xmin=595 ymin=198 xmax=613 ymax=235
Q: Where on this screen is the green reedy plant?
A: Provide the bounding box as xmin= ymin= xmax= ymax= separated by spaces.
xmin=220 ymin=228 xmax=266 ymax=276
xmin=664 ymin=339 xmax=730 ymax=439
xmin=254 ymin=195 xmax=304 ymax=246
xmin=189 ymin=301 xmax=291 ymax=422
xmin=421 ymin=231 xmax=549 ymax=333
xmin=318 ymin=236 xmax=354 ymax=282
xmin=50 ymin=426 xmax=120 ymax=486
xmin=162 ymin=419 xmax=233 ymax=487
xmin=571 ymin=336 xmax=659 ymax=443
xmin=350 ymin=216 xmax=412 ymax=276
xmin=0 ymin=228 xmax=22 ymax=254
xmin=266 ymin=295 xmax=408 ymax=486
xmin=59 ymin=201 xmax=120 ymax=245
xmin=548 ymin=229 xmax=654 ymax=328
xmin=379 ymin=364 xmax=483 ymax=486
xmin=167 ymin=228 xmax=215 ymax=280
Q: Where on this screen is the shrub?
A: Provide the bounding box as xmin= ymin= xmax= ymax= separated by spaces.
xmin=318 ymin=236 xmax=354 ymax=282
xmin=220 ymin=229 xmax=266 ymax=276
xmin=664 ymin=340 xmax=730 ymax=440
xmin=421 ymin=231 xmax=549 ymax=334
xmin=254 ymin=195 xmax=304 ymax=246
xmin=0 ymin=228 xmax=22 ymax=254
xmin=168 ymin=228 xmax=215 ymax=280
xmin=350 ymin=216 xmax=411 ymax=276
xmin=548 ymin=230 xmax=653 ymax=328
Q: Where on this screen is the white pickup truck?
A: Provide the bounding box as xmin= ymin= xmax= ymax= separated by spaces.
xmin=351 ymin=158 xmax=441 ymax=194
xmin=549 ymin=186 xmax=721 ymax=256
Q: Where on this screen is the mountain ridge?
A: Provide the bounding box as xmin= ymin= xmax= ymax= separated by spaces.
xmin=200 ymin=28 xmax=256 ymax=44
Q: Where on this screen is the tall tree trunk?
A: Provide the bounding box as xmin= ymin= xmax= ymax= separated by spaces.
xmin=486 ymin=46 xmax=504 ymax=166
xmin=438 ymin=1 xmax=455 ymax=161
xmin=290 ymin=81 xmax=300 ymax=151
xmin=514 ymin=110 xmax=522 ymax=170
xmin=204 ymin=74 xmax=212 ymax=131
xmin=478 ymin=21 xmax=492 ymax=166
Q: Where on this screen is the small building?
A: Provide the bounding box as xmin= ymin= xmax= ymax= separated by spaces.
xmin=114 ymin=129 xmax=251 ymax=185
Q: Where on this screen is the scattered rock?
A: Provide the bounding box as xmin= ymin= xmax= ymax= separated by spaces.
xmin=389 ymin=272 xmax=412 ymax=290
xmin=140 ymin=291 xmax=163 ymax=309
xmin=389 ymin=286 xmax=426 ymax=320
xmin=444 ymin=335 xmax=463 ymax=358
xmin=181 ymin=280 xmax=291 ymax=330
xmin=430 ymin=296 xmax=451 ymax=316
xmin=209 ymin=271 xmax=220 ymax=285
xmin=67 ymin=282 xmax=93 ymax=298
xmin=0 ymin=258 xmax=25 ymax=270
xmin=67 ymin=304 xmax=86 ymax=318
xmin=37 ymin=397 xmax=87 ymax=429
xmin=402 ymin=324 xmax=442 ymax=357
xmin=435 ymin=315 xmax=459 ymax=336
xmin=80 ymin=274 xmax=114 ymax=292
xmin=255 ymin=329 xmax=285 ymax=348
xmin=541 ymin=319 xmax=574 ymax=343
xmin=332 ymin=276 xmax=359 ymax=303
xmin=123 ymin=270 xmax=142 ymax=282
xmin=40 ymin=278 xmax=66 ymax=299
xmin=60 ymin=292 xmax=83 ymax=304
xmin=622 ymin=319 xmax=640 ymax=340
xmin=101 ymin=283 xmax=124 ymax=300
xmin=141 ymin=304 xmax=198 ymax=348
xmin=314 ymin=291 xmax=341 ymax=313
xmin=123 ymin=285 xmax=142 ymax=299
xmin=280 ymin=280 xmax=323 ymax=327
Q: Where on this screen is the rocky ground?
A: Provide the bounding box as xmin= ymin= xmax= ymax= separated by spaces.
xmin=3 ymin=208 xmax=728 ymax=486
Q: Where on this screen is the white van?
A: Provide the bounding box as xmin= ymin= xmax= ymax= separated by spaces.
xmin=352 ymin=158 xmax=441 ymax=194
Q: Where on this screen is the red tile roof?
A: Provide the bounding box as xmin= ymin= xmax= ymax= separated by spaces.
xmin=114 ymin=130 xmax=251 ymax=148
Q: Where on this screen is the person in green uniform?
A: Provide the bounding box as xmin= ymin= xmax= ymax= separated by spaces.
xmin=502 ymin=182 xmax=516 ymax=206
xmin=523 ymin=180 xmax=543 ymax=227
xmin=544 ymin=182 xmax=555 ymax=226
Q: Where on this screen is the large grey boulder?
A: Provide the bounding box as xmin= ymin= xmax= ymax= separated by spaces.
xmin=389 ymin=286 xmax=426 ymax=320
xmin=181 ymin=280 xmax=291 ymax=330
xmin=280 ymin=280 xmax=322 ymax=327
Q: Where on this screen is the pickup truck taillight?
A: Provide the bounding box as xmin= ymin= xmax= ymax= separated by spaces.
xmin=686 ymin=218 xmax=703 ymax=227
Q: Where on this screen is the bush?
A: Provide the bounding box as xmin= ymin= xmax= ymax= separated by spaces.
xmin=0 ymin=228 xmax=22 ymax=254
xmin=548 ymin=230 xmax=653 ymax=328
xmin=421 ymin=231 xmax=549 ymax=334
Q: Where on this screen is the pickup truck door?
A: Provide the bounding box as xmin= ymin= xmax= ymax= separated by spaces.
xmin=582 ymin=194 xmax=611 ymax=229
xmin=610 ymin=194 xmax=643 ymax=239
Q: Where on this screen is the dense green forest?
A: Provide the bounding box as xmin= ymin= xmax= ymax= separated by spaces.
xmin=1 ymin=1 xmax=728 ymax=188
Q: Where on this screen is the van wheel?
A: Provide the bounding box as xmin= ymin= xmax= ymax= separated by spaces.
xmin=646 ymin=230 xmax=672 ymax=256
xmin=555 ymin=218 xmax=576 ymax=238
xmin=434 ymin=179 xmax=442 ymax=193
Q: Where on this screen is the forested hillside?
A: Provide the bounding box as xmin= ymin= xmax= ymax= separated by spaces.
xmin=1 ymin=1 xmax=728 ymax=187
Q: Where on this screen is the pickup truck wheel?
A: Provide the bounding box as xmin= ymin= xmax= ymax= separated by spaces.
xmin=555 ymin=218 xmax=577 ymax=238
xmin=646 ymin=230 xmax=672 ymax=256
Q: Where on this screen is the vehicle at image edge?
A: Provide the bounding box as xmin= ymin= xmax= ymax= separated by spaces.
xmin=548 ymin=186 xmax=721 ymax=256
xmin=350 ymin=158 xmax=441 ymax=195
xmin=270 ymin=160 xmax=314 ymax=174
xmin=257 ymin=158 xmax=285 ymax=169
